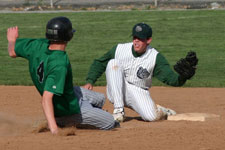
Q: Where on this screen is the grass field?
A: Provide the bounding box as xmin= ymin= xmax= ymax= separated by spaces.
xmin=0 ymin=10 xmax=224 ymax=87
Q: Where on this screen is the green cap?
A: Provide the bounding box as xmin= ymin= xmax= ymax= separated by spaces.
xmin=132 ymin=23 xmax=152 ymax=39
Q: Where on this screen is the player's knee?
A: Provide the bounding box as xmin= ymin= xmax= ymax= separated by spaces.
xmin=107 ymin=59 xmax=117 ymax=67
xmin=106 ymin=59 xmax=121 ymax=72
xmin=94 ymin=113 xmax=115 ymax=130
xmin=97 ymin=92 xmax=106 ymax=107
xmin=82 ymin=107 xmax=115 ymax=130
xmin=102 ymin=119 xmax=117 ymax=130
xmin=140 ymin=111 xmax=158 ymax=122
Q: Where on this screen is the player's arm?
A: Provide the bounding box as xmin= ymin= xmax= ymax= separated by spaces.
xmin=7 ymin=26 xmax=19 ymax=58
xmin=153 ymin=53 xmax=186 ymax=86
xmin=42 ymin=91 xmax=59 ymax=134
xmin=84 ymin=45 xmax=117 ymax=90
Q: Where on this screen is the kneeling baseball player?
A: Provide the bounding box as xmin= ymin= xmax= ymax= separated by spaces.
xmin=84 ymin=23 xmax=198 ymax=122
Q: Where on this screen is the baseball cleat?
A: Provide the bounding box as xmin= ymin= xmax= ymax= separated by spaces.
xmin=157 ymin=104 xmax=176 ymax=117
xmin=165 ymin=108 xmax=176 ymax=116
xmin=114 ymin=120 xmax=121 ymax=128
xmin=113 ymin=108 xmax=125 ymax=122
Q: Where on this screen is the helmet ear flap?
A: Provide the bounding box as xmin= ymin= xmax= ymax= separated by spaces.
xmin=65 ymin=29 xmax=75 ymax=41
xmin=46 ymin=16 xmax=75 ymax=42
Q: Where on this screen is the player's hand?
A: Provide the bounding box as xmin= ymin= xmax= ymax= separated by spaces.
xmin=83 ymin=83 xmax=93 ymax=90
xmin=50 ymin=127 xmax=76 ymax=136
xmin=7 ymin=26 xmax=19 ymax=42
xmin=51 ymin=127 xmax=59 ymax=135
xmin=32 ymin=121 xmax=76 ymax=136
xmin=55 ymin=127 xmax=76 ymax=136
xmin=32 ymin=120 xmax=58 ymax=134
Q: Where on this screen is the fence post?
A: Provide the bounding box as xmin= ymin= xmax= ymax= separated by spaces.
xmin=155 ymin=0 xmax=158 ymax=7
xmin=50 ymin=0 xmax=53 ymax=8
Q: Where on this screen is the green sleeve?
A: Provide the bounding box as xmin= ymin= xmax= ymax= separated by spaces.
xmin=15 ymin=38 xmax=49 ymax=59
xmin=153 ymin=53 xmax=186 ymax=86
xmin=15 ymin=38 xmax=36 ymax=59
xmin=86 ymin=45 xmax=117 ymax=85
xmin=44 ymin=65 xmax=67 ymax=96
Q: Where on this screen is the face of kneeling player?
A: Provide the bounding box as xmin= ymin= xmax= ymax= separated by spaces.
xmin=133 ymin=36 xmax=152 ymax=54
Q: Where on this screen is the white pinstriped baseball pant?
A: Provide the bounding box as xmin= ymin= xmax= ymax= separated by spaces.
xmin=106 ymin=59 xmax=163 ymax=121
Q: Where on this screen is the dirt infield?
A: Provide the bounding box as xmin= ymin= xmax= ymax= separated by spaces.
xmin=0 ymin=86 xmax=225 ymax=150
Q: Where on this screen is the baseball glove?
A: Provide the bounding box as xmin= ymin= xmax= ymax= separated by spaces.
xmin=174 ymin=51 xmax=198 ymax=79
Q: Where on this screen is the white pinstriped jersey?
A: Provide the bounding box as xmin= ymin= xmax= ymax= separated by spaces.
xmin=115 ymin=42 xmax=158 ymax=89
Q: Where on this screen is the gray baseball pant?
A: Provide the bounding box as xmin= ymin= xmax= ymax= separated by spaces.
xmin=56 ymin=86 xmax=116 ymax=130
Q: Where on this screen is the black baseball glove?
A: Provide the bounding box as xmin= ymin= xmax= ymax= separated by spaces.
xmin=174 ymin=51 xmax=198 ymax=80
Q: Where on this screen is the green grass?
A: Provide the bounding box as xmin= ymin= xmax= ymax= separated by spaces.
xmin=0 ymin=10 xmax=225 ymax=87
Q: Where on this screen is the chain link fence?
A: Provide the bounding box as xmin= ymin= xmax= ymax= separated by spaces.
xmin=0 ymin=0 xmax=224 ymax=10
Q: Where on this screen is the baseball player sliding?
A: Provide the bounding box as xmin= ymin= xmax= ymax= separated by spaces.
xmin=7 ymin=16 xmax=120 ymax=135
xmin=84 ymin=23 xmax=198 ymax=122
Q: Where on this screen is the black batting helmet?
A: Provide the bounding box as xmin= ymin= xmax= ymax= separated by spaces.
xmin=46 ymin=16 xmax=75 ymax=42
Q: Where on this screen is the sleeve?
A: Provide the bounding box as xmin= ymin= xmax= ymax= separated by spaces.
xmin=44 ymin=65 xmax=67 ymax=96
xmin=86 ymin=45 xmax=117 ymax=85
xmin=153 ymin=53 xmax=186 ymax=87
xmin=14 ymin=38 xmax=37 ymax=59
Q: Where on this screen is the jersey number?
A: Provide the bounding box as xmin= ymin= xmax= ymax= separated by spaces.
xmin=37 ymin=61 xmax=44 ymax=83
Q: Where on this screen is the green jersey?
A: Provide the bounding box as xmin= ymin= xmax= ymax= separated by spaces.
xmin=15 ymin=38 xmax=80 ymax=117
xmin=86 ymin=44 xmax=186 ymax=86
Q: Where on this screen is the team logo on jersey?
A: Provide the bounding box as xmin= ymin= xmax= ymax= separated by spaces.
xmin=135 ymin=26 xmax=142 ymax=32
xmin=137 ymin=67 xmax=150 ymax=79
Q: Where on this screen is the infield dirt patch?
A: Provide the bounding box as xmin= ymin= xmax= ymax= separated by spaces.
xmin=0 ymin=86 xmax=225 ymax=150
